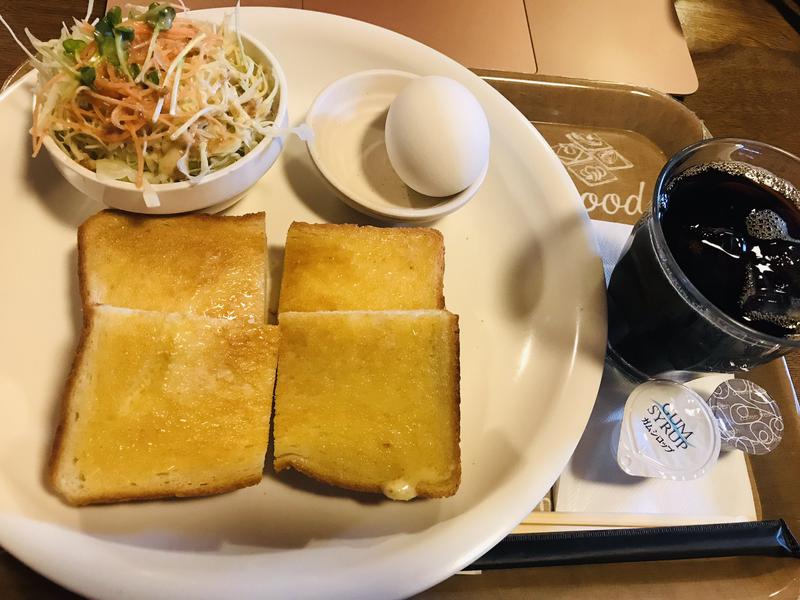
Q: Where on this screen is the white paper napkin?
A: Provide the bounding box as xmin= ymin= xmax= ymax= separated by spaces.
xmin=552 ymin=220 xmax=758 ymax=523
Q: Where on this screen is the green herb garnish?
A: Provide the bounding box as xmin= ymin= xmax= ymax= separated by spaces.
xmin=145 ymin=69 xmax=160 ymax=85
xmin=107 ymin=6 xmax=122 ymax=27
xmin=78 ymin=66 xmax=96 ymax=87
xmin=94 ymin=10 xmax=119 ymax=65
xmin=113 ymin=34 xmax=133 ymax=79
xmin=140 ymin=3 xmax=176 ymax=31
xmin=62 ymin=39 xmax=87 ymax=60
xmin=93 ymin=8 xmax=136 ymax=77
xmin=114 ymin=26 xmax=134 ymax=42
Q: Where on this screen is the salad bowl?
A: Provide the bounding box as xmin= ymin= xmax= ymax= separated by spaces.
xmin=42 ymin=29 xmax=288 ymax=215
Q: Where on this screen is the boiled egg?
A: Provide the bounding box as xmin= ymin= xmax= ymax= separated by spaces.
xmin=385 ymin=76 xmax=490 ymax=197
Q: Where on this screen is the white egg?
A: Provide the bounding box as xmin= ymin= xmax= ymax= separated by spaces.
xmin=385 ymin=76 xmax=490 ymax=198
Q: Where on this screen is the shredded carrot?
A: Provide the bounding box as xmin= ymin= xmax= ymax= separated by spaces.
xmin=29 ymin=6 xmax=279 ymax=187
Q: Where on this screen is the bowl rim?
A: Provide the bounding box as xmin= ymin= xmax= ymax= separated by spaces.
xmin=41 ymin=27 xmax=288 ymax=191
xmin=305 ymin=68 xmax=485 ymax=221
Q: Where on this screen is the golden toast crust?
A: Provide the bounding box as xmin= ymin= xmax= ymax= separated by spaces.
xmin=49 ymin=308 xmax=280 ymax=506
xmin=53 ymin=208 xmax=275 ymax=506
xmin=78 ymin=210 xmax=267 ymax=321
xmin=273 ymin=311 xmax=461 ymax=500
xmin=47 ymin=305 xmax=97 ymax=501
xmin=278 ymin=222 xmax=445 ymax=313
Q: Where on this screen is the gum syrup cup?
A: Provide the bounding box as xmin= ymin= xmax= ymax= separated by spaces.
xmin=617 ymin=380 xmax=720 ymax=480
xmin=616 ymin=377 xmax=784 ymax=480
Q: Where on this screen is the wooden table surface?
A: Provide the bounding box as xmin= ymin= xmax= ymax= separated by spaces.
xmin=676 ymin=0 xmax=800 ymax=392
xmin=0 ymin=0 xmax=798 ymax=598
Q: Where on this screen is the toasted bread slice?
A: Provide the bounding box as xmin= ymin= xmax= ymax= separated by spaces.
xmin=50 ymin=306 xmax=280 ymax=506
xmin=274 ymin=310 xmax=460 ymax=500
xmin=277 ymin=222 xmax=445 ymax=313
xmin=79 ymin=210 xmax=266 ymax=322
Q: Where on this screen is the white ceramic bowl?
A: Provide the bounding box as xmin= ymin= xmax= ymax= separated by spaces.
xmin=42 ymin=30 xmax=288 ymax=215
xmin=305 ymin=69 xmax=487 ymax=222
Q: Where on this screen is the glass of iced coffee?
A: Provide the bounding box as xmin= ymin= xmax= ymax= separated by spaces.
xmin=607 ymin=138 xmax=800 ymax=380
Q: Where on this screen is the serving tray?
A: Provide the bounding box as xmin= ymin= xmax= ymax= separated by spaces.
xmin=434 ymin=73 xmax=800 ymax=580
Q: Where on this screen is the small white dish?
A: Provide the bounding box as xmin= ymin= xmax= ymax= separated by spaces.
xmin=42 ymin=30 xmax=288 ymax=215
xmin=305 ymin=69 xmax=487 ymax=222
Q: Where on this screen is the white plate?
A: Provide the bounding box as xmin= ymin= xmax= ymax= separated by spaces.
xmin=0 ymin=7 xmax=606 ymax=599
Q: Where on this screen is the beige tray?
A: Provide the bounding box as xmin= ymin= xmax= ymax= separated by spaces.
xmin=483 ymin=72 xmax=706 ymax=228
xmin=478 ymin=74 xmax=798 ymax=535
xmin=421 ymin=74 xmax=799 ymax=600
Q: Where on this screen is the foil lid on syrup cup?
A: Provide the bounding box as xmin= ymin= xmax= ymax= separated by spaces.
xmin=706 ymin=379 xmax=783 ymax=455
xmin=616 ymin=380 xmax=720 ymax=480
xmin=616 ymin=378 xmax=784 ymax=480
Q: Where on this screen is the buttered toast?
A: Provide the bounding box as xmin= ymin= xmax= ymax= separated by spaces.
xmin=79 ymin=210 xmax=266 ymax=321
xmin=278 ymin=222 xmax=445 ymax=313
xmin=273 ymin=310 xmax=460 ymax=500
xmin=50 ymin=306 xmax=280 ymax=506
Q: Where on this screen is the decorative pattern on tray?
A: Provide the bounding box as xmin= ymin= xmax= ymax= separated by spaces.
xmin=538 ymin=124 xmax=667 ymax=225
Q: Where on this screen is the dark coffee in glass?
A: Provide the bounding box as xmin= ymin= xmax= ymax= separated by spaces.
xmin=607 ymin=139 xmax=800 ymax=379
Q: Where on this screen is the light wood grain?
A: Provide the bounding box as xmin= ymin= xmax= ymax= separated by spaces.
xmin=675 ymin=0 xmax=800 ymax=393
xmin=676 ymin=0 xmax=800 ymax=156
xmin=0 ymin=1 xmax=104 ymax=82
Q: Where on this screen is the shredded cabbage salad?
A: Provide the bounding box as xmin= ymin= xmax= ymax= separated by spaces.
xmin=6 ymin=3 xmax=280 ymax=187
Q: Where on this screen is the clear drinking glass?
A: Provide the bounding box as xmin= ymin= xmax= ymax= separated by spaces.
xmin=606 ymin=138 xmax=800 ymax=381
